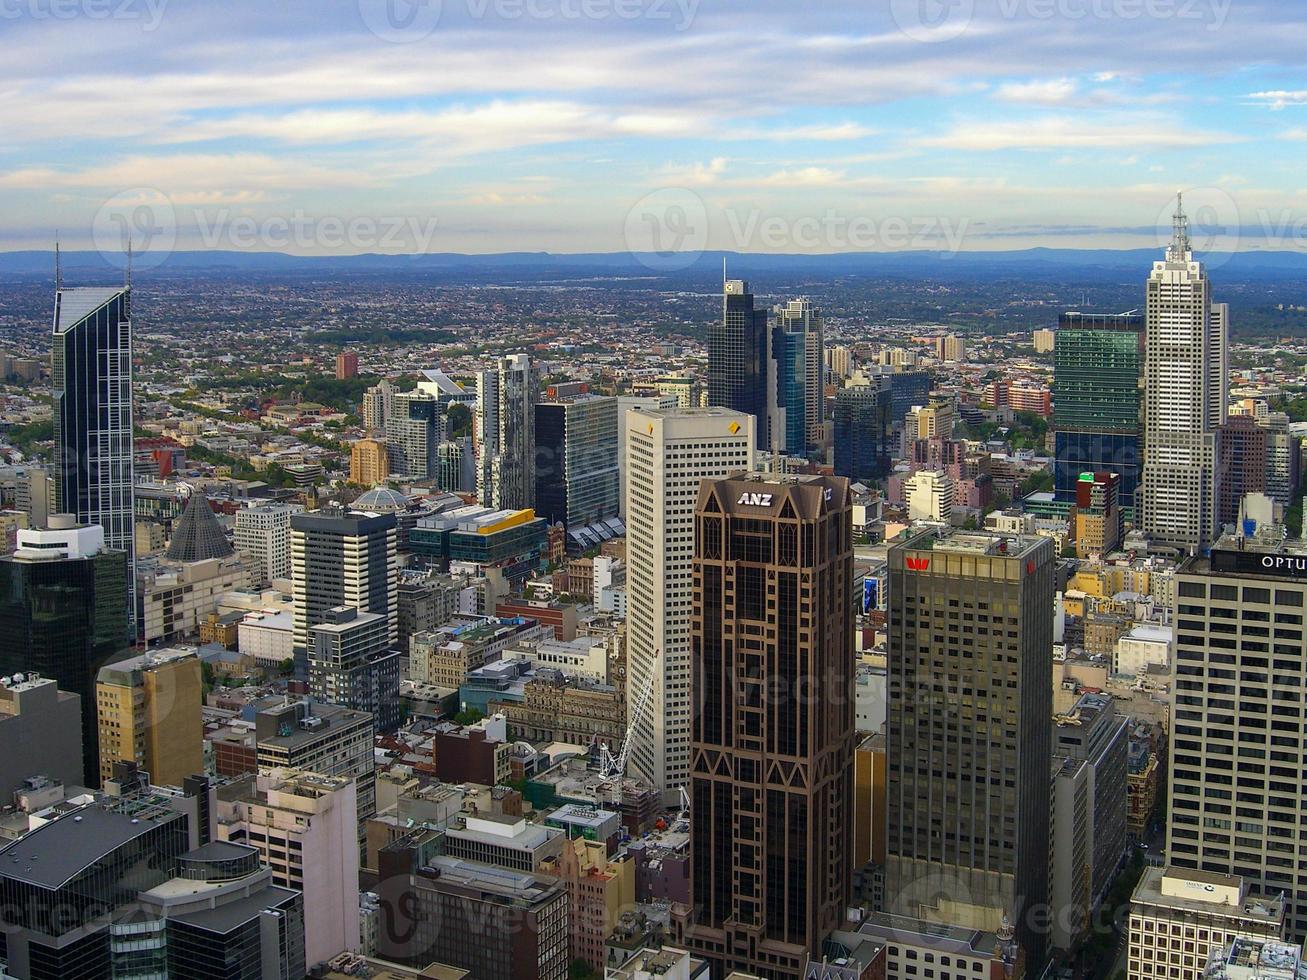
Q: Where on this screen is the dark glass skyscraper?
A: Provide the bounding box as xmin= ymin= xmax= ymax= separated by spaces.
xmin=0 ymin=520 xmax=130 ymax=784
xmin=1052 ymin=312 xmax=1144 ymax=507
xmin=768 ymin=298 xmax=824 ymax=457
xmin=685 ymin=474 xmax=854 ymax=978
xmin=708 ymin=279 xmax=769 ymax=451
xmin=534 ymin=394 xmax=619 ymax=529
xmin=886 ymin=528 xmax=1055 ymax=970
xmin=834 ymin=381 xmax=893 ymax=483
xmin=51 ymin=286 xmax=136 ymax=622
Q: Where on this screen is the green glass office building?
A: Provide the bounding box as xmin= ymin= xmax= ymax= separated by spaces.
xmin=1053 ymin=312 xmax=1144 ymax=506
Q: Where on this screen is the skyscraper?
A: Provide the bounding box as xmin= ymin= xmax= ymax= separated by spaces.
xmin=534 ymin=394 xmax=620 ymax=528
xmin=290 ymin=509 xmax=397 ymax=661
xmin=384 ymin=389 xmax=444 ymax=479
xmin=769 ymin=297 xmax=825 ymax=456
xmin=477 ymin=353 xmax=538 ymax=509
xmin=624 ymin=407 xmax=754 ymax=793
xmin=684 ymin=474 xmax=854 ymax=978
xmin=708 ymin=280 xmax=769 ymax=451
xmin=1137 ymin=196 xmax=1227 ymax=550
xmin=0 ymin=518 xmax=130 ymax=784
xmin=886 ymin=528 xmax=1055 ymax=969
xmin=1053 ymin=311 xmax=1145 ymax=508
xmin=51 ymin=284 xmax=136 ymax=626
xmin=1167 ymin=533 xmax=1307 ymax=942
xmin=833 ymin=381 xmax=893 ymax=483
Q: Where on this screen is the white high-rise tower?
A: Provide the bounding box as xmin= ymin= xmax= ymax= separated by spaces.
xmin=624 ymin=407 xmax=753 ymax=794
xmin=1137 ymin=195 xmax=1227 ymax=551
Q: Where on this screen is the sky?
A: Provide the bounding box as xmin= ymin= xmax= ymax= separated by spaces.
xmin=1 ymin=0 xmax=1306 ymax=257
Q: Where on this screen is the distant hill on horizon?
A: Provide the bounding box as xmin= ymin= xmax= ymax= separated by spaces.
xmin=4 ymin=247 xmax=1307 ymax=280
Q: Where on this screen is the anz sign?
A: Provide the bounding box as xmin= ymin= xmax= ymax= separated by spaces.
xmin=737 ymin=492 xmax=773 ymax=506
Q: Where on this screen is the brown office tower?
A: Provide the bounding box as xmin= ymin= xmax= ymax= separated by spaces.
xmin=886 ymin=528 xmax=1055 ymax=971
xmin=684 ymin=474 xmax=855 ymax=978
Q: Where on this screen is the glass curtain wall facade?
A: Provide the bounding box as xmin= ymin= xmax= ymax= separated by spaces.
xmin=1052 ymin=312 xmax=1144 ymax=506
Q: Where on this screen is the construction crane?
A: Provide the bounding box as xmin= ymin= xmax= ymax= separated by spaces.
xmin=598 ymin=648 xmax=659 ymax=781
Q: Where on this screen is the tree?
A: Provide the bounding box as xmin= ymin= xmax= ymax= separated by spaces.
xmin=569 ymin=959 xmax=599 ymax=980
xmin=447 ymin=403 xmax=473 ymax=439
xmin=278 ymin=658 xmax=295 ymax=676
xmin=453 ymin=707 xmax=485 ymax=726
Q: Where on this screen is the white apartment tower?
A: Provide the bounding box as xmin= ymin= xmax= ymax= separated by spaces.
xmin=476 ymin=353 xmax=538 ymax=510
xmin=1136 ymin=195 xmax=1228 ymax=551
xmin=234 ymin=502 xmax=304 ymax=585
xmin=624 ymin=407 xmax=754 ymax=793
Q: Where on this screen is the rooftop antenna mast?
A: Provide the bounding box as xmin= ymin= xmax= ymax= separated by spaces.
xmin=54 ymin=234 xmax=62 ymax=292
xmin=1168 ymin=191 xmax=1190 ymax=262
xmin=125 ymin=236 xmax=133 ymax=291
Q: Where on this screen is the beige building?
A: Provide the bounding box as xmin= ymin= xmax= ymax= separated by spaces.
xmin=138 ymin=555 xmax=253 ymax=644
xmin=915 ymin=398 xmax=954 ymax=440
xmin=539 ymin=837 xmax=635 ymax=973
xmin=216 ymin=768 xmax=360 ymax=967
xmin=935 ymin=334 xmax=967 ymax=363
xmin=1128 ymin=866 xmax=1285 ymax=980
xmin=95 ymin=647 xmax=204 ymax=787
xmin=350 ymin=437 xmax=390 ymax=486
xmin=1033 ymin=328 xmax=1056 ymax=353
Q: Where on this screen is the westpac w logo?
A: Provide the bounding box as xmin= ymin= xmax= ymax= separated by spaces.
xmin=905 ymin=556 xmax=930 ymax=571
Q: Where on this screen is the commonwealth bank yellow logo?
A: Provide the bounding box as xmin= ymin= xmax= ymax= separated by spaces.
xmin=728 ymin=422 xmax=741 ymax=434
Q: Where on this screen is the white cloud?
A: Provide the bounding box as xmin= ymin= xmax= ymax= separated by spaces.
xmin=994 ymin=78 xmax=1079 ymax=106
xmin=1247 ymin=90 xmax=1307 ymax=110
xmin=917 ymin=117 xmax=1241 ymax=151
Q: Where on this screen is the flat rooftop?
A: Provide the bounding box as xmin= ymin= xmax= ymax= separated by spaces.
xmin=0 ymin=804 xmax=178 ymax=890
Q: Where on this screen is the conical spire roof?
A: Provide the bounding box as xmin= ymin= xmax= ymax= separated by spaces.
xmin=167 ymin=492 xmax=234 ymax=562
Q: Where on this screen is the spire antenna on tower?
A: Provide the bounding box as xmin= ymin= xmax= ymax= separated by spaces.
xmin=54 ymin=234 xmax=62 ymax=292
xmin=125 ymin=236 xmax=133 ymax=290
xmin=1168 ymin=191 xmax=1190 ymax=261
